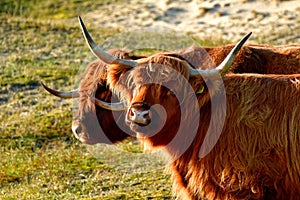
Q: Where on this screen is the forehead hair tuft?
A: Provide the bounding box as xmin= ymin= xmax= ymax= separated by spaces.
xmin=124 ymin=54 xmax=191 ymax=87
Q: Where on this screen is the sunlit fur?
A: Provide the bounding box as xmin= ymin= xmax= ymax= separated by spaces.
xmin=106 ymin=52 xmax=300 ymax=199
xmin=178 ymin=74 xmax=300 ymax=200
xmin=107 ymin=54 xmax=191 ymax=106
xmin=170 ymin=44 xmax=300 ymax=74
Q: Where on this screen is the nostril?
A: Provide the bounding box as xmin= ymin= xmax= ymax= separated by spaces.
xmin=75 ymin=125 xmax=82 ymax=135
xmin=142 ymin=110 xmax=150 ymax=118
xmin=129 ymin=109 xmax=135 ymax=117
xmin=72 ymin=124 xmax=83 ymax=136
xmin=72 ymin=120 xmax=84 ymax=138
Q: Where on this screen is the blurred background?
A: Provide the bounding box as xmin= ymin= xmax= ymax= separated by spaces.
xmin=1 ymin=0 xmax=299 ymax=199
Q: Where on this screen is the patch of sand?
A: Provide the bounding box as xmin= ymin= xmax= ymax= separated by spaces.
xmin=84 ymin=0 xmax=300 ymax=45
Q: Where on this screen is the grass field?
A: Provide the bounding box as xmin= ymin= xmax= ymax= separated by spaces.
xmin=0 ymin=1 xmax=251 ymax=199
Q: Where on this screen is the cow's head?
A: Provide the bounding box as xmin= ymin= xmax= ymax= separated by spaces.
xmin=105 ymin=54 xmax=194 ymax=148
xmin=41 ymin=17 xmax=146 ymax=144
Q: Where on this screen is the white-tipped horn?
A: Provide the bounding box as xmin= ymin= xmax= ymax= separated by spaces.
xmin=78 ymin=16 xmax=137 ymax=68
xmin=216 ymin=32 xmax=252 ymax=75
xmin=41 ymin=82 xmax=79 ymax=99
xmin=85 ymin=91 xmax=127 ymax=111
xmin=190 ymin=32 xmax=252 ymax=77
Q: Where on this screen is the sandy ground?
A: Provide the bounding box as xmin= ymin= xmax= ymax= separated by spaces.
xmin=84 ymin=0 xmax=300 ymax=45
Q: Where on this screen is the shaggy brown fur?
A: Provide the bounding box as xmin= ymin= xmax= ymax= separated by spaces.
xmin=73 ymin=44 xmax=300 ymax=144
xmin=105 ymin=53 xmax=300 ymax=199
xmin=180 ymin=73 xmax=300 ymax=200
xmin=170 ymin=44 xmax=300 ymax=73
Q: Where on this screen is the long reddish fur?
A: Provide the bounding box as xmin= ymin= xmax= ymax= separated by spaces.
xmin=172 ymin=73 xmax=300 ymax=199
xmin=106 ymin=53 xmax=300 ymax=199
xmin=174 ymin=44 xmax=300 ymax=74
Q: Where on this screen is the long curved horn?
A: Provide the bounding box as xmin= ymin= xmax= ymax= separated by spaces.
xmin=41 ymin=82 xmax=79 ymax=99
xmin=190 ymin=32 xmax=252 ymax=77
xmin=78 ymin=16 xmax=137 ymax=68
xmin=85 ymin=92 xmax=127 ymax=111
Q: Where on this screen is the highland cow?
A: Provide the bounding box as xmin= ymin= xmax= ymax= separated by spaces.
xmin=101 ymin=34 xmax=300 ymax=199
xmin=42 ymin=17 xmax=300 ymax=146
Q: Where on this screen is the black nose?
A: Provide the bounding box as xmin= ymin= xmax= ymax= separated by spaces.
xmin=128 ymin=102 xmax=151 ymax=126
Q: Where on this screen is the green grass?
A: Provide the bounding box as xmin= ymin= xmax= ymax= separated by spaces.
xmin=0 ymin=0 xmax=247 ymax=199
xmin=0 ymin=0 xmax=123 ymax=20
xmin=0 ymin=1 xmax=173 ymax=199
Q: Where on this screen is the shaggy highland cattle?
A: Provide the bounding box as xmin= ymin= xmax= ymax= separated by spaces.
xmin=102 ymin=35 xmax=300 ymax=199
xmin=42 ymin=17 xmax=300 ymax=146
xmin=41 ymin=17 xmax=300 ymax=199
